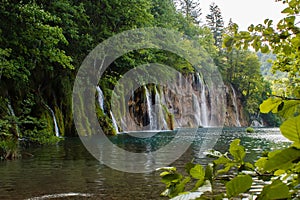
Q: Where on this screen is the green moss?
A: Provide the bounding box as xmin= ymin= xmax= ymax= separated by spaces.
xmin=96 ymin=106 xmax=116 ymax=135
xmin=41 ymin=111 xmax=54 ymax=135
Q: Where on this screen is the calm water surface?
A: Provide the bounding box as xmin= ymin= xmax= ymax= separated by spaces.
xmin=0 ymin=128 xmax=290 ymax=199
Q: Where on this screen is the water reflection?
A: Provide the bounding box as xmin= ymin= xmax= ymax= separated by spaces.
xmin=0 ymin=128 xmax=290 ymax=199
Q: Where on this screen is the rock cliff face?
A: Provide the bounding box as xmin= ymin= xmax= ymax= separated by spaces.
xmin=97 ymin=73 xmax=249 ymax=132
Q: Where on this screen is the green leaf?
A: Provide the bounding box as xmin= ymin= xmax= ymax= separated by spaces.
xmin=259 ymin=97 xmax=282 ymax=113
xmin=264 ymin=147 xmax=300 ymax=171
xmin=280 ymin=115 xmax=300 ymax=142
xmin=255 ymin=157 xmax=268 ymax=170
xmin=281 ymin=7 xmax=294 ymax=14
xmin=285 ymin=16 xmax=296 ymax=24
xmin=160 ymin=171 xmax=172 ymax=177
xmin=274 ymin=169 xmax=286 ymax=176
xmin=185 ymin=162 xmax=196 ymax=174
xmin=278 ymin=100 xmax=300 ymax=119
xmin=171 ymin=177 xmax=191 ymax=197
xmin=261 ymin=45 xmax=269 ymax=53
xmin=248 ymin=24 xmax=254 ymax=32
xmin=226 ymin=175 xmax=253 ymax=198
xmin=170 ymin=180 xmax=212 ymax=200
xmin=224 ymin=37 xmax=234 ymax=47
xmin=214 ymin=155 xmax=231 ymax=165
xmin=190 ymin=164 xmax=205 ymax=181
xmin=244 ymin=162 xmax=255 ymax=170
xmin=229 ymin=139 xmax=246 ymax=162
xmin=161 ymin=173 xmax=182 ymax=186
xmin=204 ymin=164 xmax=213 ymax=182
xmin=264 ymin=19 xmax=269 ymax=25
xmin=192 ymin=179 xmax=204 ymax=192
xmin=257 ymin=179 xmax=291 ymax=200
xmin=217 ymin=163 xmax=235 ymax=174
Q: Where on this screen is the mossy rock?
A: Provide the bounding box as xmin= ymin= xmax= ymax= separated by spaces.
xmin=245 ymin=127 xmax=255 ymax=133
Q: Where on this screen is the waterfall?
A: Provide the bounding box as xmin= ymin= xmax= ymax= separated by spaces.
xmin=110 ymin=111 xmax=119 ymax=133
xmin=144 ymin=86 xmax=156 ymax=130
xmin=97 ymin=86 xmax=120 ymax=133
xmin=178 ymin=73 xmax=182 ymax=90
xmin=7 ymin=102 xmax=20 ymax=137
xmin=200 ymin=77 xmax=209 ymax=127
xmin=45 ymin=105 xmax=60 ymax=137
xmin=96 ymin=86 xmax=104 ymax=111
xmin=192 ymin=94 xmax=201 ymax=126
xmin=196 ymin=73 xmax=209 ymax=127
xmin=154 ymin=86 xmax=168 ymax=130
xmin=230 ymin=84 xmax=241 ymax=127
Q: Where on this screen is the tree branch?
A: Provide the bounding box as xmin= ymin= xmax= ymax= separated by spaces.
xmin=271 ymin=95 xmax=300 ymax=101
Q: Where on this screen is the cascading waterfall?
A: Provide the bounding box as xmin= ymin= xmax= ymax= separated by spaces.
xmin=144 ymin=86 xmax=156 ymax=130
xmin=199 ymin=75 xmax=209 ymax=127
xmin=110 ymin=111 xmax=119 ymax=133
xmin=196 ymin=73 xmax=209 ymax=127
xmin=97 ymin=73 xmax=243 ymax=133
xmin=96 ymin=86 xmax=104 ymax=111
xmin=45 ymin=105 xmax=60 ymax=137
xmin=154 ymin=86 xmax=168 ymax=130
xmin=230 ymin=84 xmax=241 ymax=127
xmin=192 ymin=94 xmax=201 ymax=126
xmin=7 ymin=102 xmax=20 ymax=137
xmin=96 ymin=86 xmax=120 ymax=133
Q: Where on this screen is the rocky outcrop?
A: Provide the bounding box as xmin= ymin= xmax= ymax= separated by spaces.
xmin=98 ymin=73 xmax=249 ymax=132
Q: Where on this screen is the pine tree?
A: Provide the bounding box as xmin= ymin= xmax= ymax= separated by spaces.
xmin=175 ymin=0 xmax=202 ymax=24
xmin=206 ymin=3 xmax=224 ymax=48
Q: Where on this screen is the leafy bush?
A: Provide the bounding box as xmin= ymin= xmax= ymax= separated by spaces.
xmin=158 ymin=137 xmax=300 ymax=199
xmin=0 ymin=138 xmax=19 ymax=160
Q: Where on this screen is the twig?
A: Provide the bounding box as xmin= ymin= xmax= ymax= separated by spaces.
xmin=270 ymin=95 xmax=300 ymax=101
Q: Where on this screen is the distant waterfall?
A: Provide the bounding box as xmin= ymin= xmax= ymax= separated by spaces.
xmin=7 ymin=102 xmax=20 ymax=137
xmin=230 ymin=84 xmax=241 ymax=127
xmin=96 ymin=86 xmax=104 ymax=111
xmin=110 ymin=111 xmax=119 ymax=133
xmin=45 ymin=105 xmax=60 ymax=137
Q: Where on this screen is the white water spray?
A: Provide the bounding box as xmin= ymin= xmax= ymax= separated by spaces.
xmin=230 ymin=84 xmax=241 ymax=127
xmin=96 ymin=86 xmax=104 ymax=111
xmin=110 ymin=111 xmax=119 ymax=133
xmin=45 ymin=105 xmax=60 ymax=137
xmin=144 ymin=86 xmax=156 ymax=130
xmin=7 ymin=102 xmax=20 ymax=137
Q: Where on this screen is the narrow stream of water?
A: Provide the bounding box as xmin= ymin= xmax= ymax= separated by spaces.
xmin=0 ymin=128 xmax=290 ymax=199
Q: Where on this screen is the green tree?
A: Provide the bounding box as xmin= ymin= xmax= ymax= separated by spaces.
xmin=0 ymin=1 xmax=78 ymax=157
xmin=224 ymin=0 xmax=300 ymax=99
xmin=206 ymin=3 xmax=224 ymax=48
xmin=175 ymin=0 xmax=202 ymax=24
